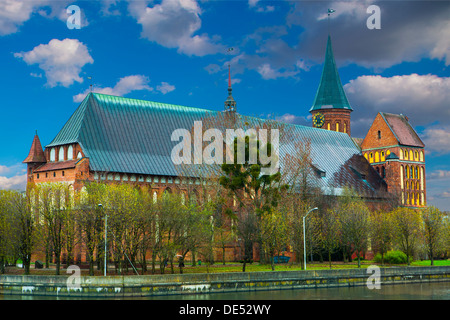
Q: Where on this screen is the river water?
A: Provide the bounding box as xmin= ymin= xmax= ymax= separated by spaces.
xmin=153 ymin=282 xmax=450 ymax=300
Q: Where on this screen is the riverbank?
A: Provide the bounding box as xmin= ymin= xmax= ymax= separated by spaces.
xmin=1 ymin=266 xmax=449 ymax=298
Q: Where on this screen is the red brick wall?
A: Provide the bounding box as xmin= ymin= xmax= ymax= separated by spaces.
xmin=311 ymin=109 xmax=352 ymax=136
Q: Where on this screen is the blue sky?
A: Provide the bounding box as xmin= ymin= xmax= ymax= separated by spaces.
xmin=0 ymin=0 xmax=449 ymax=210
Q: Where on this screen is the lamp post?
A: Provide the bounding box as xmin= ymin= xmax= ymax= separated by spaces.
xmin=99 ymin=204 xmax=107 ymax=277
xmin=303 ymin=207 xmax=318 ymax=271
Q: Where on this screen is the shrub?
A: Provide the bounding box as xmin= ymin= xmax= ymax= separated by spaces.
xmin=373 ymin=251 xmax=408 ymax=264
xmin=385 ymin=250 xmax=408 ymax=264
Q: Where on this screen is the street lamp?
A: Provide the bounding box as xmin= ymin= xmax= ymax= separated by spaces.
xmin=303 ymin=207 xmax=318 ymax=271
xmin=99 ymin=204 xmax=107 ymax=277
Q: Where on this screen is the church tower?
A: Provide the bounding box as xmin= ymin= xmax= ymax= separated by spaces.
xmin=23 ymin=132 xmax=46 ymax=184
xmin=310 ymin=35 xmax=352 ymax=136
xmin=224 ymin=64 xmax=237 ymax=113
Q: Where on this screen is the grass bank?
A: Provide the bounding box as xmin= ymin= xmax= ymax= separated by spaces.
xmin=3 ymin=259 xmax=449 ymax=276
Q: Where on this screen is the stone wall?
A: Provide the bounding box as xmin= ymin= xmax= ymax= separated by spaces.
xmin=1 ymin=266 xmax=449 ymax=298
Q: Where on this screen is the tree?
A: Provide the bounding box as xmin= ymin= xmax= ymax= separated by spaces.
xmin=422 ymin=206 xmax=446 ymax=265
xmin=370 ymin=210 xmax=393 ymax=265
xmin=219 ymin=133 xmax=286 ymax=271
xmin=338 ymin=188 xmax=370 ymax=268
xmin=391 ymin=207 xmax=422 ymax=266
xmin=260 ymin=208 xmax=289 ymax=271
xmin=76 ymin=182 xmax=105 ymax=276
xmin=36 ymin=183 xmax=68 ymax=275
xmin=316 ymin=208 xmax=340 ymax=269
xmin=12 ymin=189 xmax=36 ymax=275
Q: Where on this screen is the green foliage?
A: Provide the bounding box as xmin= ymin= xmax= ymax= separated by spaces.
xmin=374 ymin=250 xmax=408 ymax=264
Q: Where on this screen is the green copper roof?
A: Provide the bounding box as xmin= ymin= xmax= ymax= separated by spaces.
xmin=45 ymin=92 xmax=385 ymax=197
xmin=310 ymin=35 xmax=352 ymax=112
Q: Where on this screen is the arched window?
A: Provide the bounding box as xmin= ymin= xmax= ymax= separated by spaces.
xmin=409 ymin=150 xmax=413 ymax=161
xmin=382 ymin=166 xmax=385 ymax=178
xmin=343 ymin=123 xmax=347 ymax=133
xmin=377 ymin=130 xmax=381 ymax=139
xmin=77 ymin=152 xmax=82 ymax=159
xmin=420 ymin=151 xmax=424 ymax=162
xmin=404 ymin=149 xmax=408 ymax=160
xmin=335 ymin=122 xmax=339 ymax=132
xmin=67 ymin=145 xmax=73 ymax=160
xmin=400 ymin=165 xmax=404 ymax=189
xmin=381 ymin=151 xmax=385 ymax=162
xmin=405 ymin=165 xmax=409 ymax=179
xmin=399 ymin=149 xmax=403 ymax=160
xmin=59 ymin=147 xmax=64 ymax=161
xmin=420 ymin=167 xmax=424 ymax=190
xmin=327 ymin=123 xmax=330 ymax=130
xmin=375 ymin=152 xmax=379 ymax=163
xmin=369 ymin=153 xmax=373 ymax=163
xmin=153 ymin=191 xmax=157 ymax=204
xmin=50 ymin=148 xmax=56 ymax=162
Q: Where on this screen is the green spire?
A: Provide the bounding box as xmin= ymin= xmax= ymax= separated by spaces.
xmin=310 ymin=35 xmax=352 ymax=112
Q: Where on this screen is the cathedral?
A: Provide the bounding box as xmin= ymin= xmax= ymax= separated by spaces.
xmin=24 ymin=35 xmax=426 ymax=209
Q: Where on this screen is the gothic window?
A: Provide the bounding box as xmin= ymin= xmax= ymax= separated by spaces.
xmin=381 ymin=151 xmax=385 ymax=162
xmin=375 ymin=152 xmax=379 ymax=163
xmin=67 ymin=145 xmax=73 ymax=160
xmin=399 ymin=149 xmax=403 ymax=160
xmin=335 ymin=122 xmax=339 ymax=132
xmin=377 ymin=130 xmax=381 ymax=139
xmin=420 ymin=151 xmax=424 ymax=162
xmin=50 ymin=148 xmax=56 ymax=162
xmin=404 ymin=149 xmax=408 ymax=160
xmin=400 ymin=165 xmax=404 ymax=189
xmin=77 ymin=152 xmax=82 ymax=159
xmin=153 ymin=191 xmax=157 ymax=204
xmin=59 ymin=147 xmax=64 ymax=161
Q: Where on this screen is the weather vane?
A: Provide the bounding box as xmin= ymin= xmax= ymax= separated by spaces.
xmin=327 ymin=8 xmax=335 ymax=35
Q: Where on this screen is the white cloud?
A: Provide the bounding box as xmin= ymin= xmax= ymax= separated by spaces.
xmin=128 ymin=0 xmax=225 ymax=56
xmin=0 ymin=0 xmax=71 ymax=35
xmin=0 ymin=163 xmax=27 ymax=191
xmin=15 ymin=38 xmax=93 ymax=87
xmin=287 ymin=1 xmax=450 ymax=69
xmin=429 ymin=170 xmax=450 ymax=181
xmin=0 ymin=174 xmax=27 ymax=191
xmin=422 ymin=126 xmax=450 ymax=155
xmin=344 ymin=74 xmax=450 ymax=132
xmin=156 ymin=82 xmax=176 ymax=94
xmin=73 ymin=75 xmax=153 ymax=102
xmin=257 ymin=63 xmax=299 ymax=80
xmin=275 ymin=113 xmax=309 ymax=126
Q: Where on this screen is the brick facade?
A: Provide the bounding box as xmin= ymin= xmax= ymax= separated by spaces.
xmin=311 ymin=108 xmax=351 ymax=136
xmin=361 ymin=113 xmax=426 ymax=208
